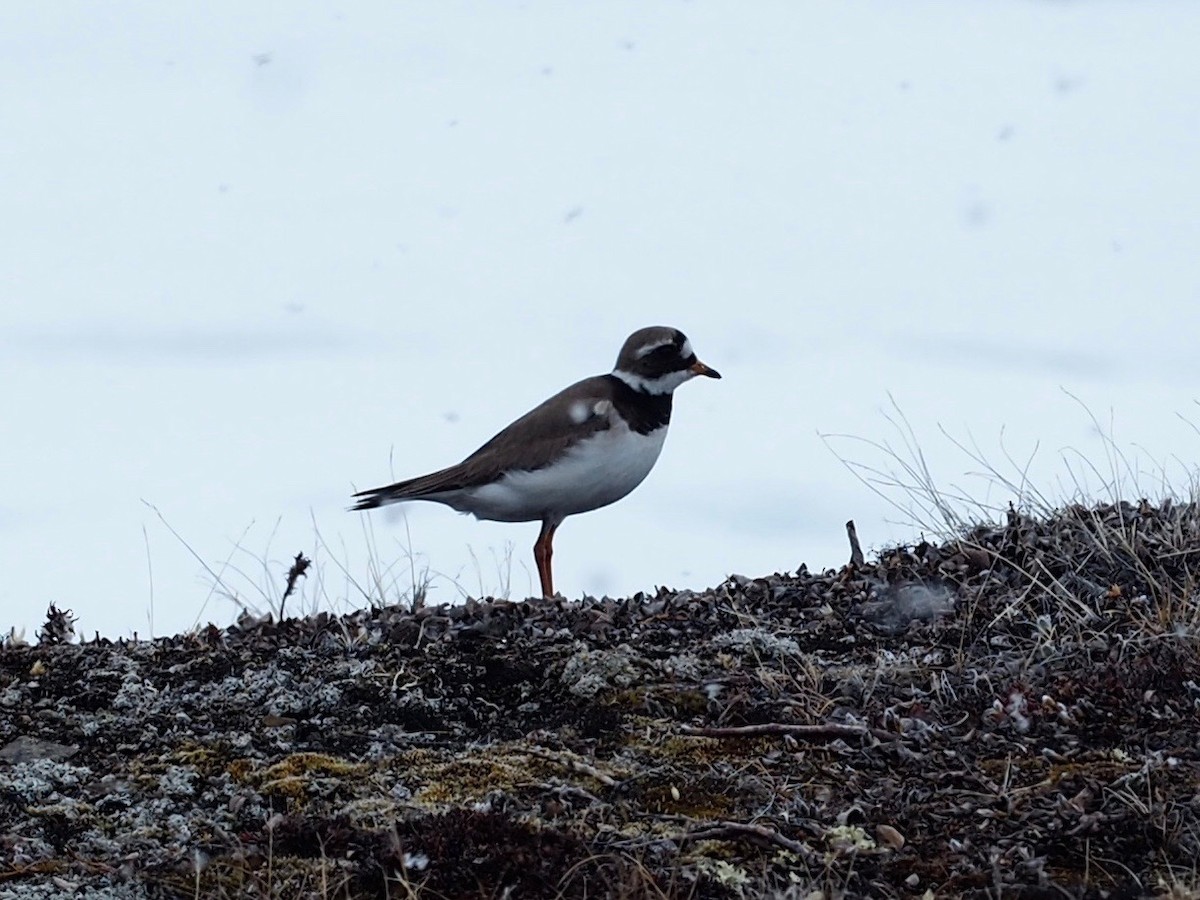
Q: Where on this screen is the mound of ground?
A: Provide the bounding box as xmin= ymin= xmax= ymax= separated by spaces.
xmin=3 ymin=500 xmax=1199 ymax=898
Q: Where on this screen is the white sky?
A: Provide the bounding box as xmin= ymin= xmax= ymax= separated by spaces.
xmin=2 ymin=1 xmax=1199 ymax=639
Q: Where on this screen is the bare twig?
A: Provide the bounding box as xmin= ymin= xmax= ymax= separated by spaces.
xmin=528 ymin=782 xmax=603 ymax=806
xmin=518 ymin=747 xmax=620 ymax=787
xmin=846 ymin=519 xmax=865 ymax=567
xmin=608 ymin=815 xmax=818 ymax=860
xmin=674 ymin=820 xmax=815 ymax=857
xmin=680 ymin=722 xmax=877 ymax=741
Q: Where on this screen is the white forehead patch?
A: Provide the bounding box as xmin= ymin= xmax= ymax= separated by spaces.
xmin=568 ymin=400 xmax=591 ymax=424
xmin=680 ymin=337 xmax=693 ymax=359
xmin=634 ymin=339 xmax=672 ymax=359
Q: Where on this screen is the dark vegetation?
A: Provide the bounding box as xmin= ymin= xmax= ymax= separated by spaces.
xmin=3 ymin=499 xmax=1200 ymax=898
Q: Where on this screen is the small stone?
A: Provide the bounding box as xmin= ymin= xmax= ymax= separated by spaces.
xmin=876 ymin=823 xmax=905 ymax=850
xmin=0 ymin=735 xmax=78 ymax=764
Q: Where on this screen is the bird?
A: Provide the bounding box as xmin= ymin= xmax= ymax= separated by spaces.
xmin=352 ymin=326 xmax=720 ymax=598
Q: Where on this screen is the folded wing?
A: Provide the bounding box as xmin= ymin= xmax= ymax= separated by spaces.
xmin=351 ymin=375 xmax=616 ymax=510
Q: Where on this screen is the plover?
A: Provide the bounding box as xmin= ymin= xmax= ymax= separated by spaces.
xmin=352 ymin=326 xmax=720 ymax=598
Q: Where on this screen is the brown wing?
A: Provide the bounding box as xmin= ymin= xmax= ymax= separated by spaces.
xmin=351 ymin=375 xmax=616 ymax=510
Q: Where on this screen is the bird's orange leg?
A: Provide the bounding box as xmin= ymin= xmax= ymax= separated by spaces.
xmin=534 ymin=519 xmax=559 ymax=598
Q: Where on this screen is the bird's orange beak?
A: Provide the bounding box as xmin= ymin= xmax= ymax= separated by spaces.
xmin=690 ymin=360 xmax=721 ymax=379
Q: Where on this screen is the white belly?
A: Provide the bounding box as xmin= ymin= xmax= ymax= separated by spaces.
xmin=452 ymin=423 xmax=668 ymax=522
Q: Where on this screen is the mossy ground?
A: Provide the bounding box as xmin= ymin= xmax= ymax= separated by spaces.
xmin=3 ymin=500 xmax=1200 ymax=898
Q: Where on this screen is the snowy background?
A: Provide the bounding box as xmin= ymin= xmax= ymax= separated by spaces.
xmin=3 ymin=2 xmax=1199 ymax=640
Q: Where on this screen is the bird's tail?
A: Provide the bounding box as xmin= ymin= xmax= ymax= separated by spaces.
xmin=350 ymin=484 xmax=407 ymax=511
xmin=351 ymin=465 xmax=468 ymax=511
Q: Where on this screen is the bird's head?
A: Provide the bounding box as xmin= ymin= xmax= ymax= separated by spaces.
xmin=612 ymin=326 xmax=721 ymax=394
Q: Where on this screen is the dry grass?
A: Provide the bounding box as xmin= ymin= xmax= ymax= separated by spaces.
xmin=823 ymin=395 xmax=1200 ymax=670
